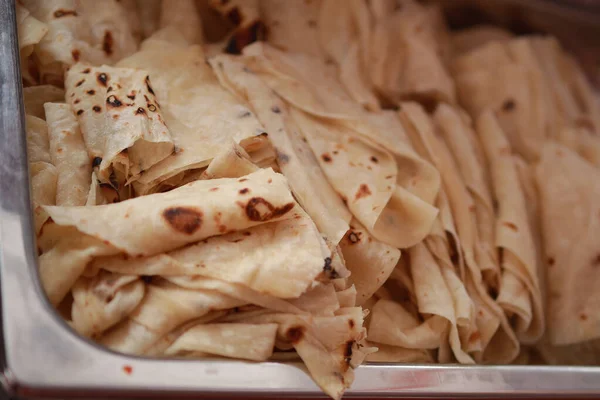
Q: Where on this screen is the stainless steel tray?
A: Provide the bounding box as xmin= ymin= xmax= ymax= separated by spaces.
xmin=2 ymin=0 xmax=600 ymax=398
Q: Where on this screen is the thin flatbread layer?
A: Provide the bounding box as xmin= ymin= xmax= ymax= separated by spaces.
xmin=477 ymin=111 xmax=544 ymax=344
xmin=209 ymin=54 xmax=352 ymax=245
xmin=44 ymin=102 xmax=91 ymax=206
xmin=43 ymin=168 xmax=299 ymax=257
xmin=536 ymin=142 xmax=600 ymax=346
xmin=116 ymin=33 xmax=270 ymax=193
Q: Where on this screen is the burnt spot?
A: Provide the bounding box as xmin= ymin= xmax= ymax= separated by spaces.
xmin=548 ymin=257 xmax=555 ymax=266
xmin=145 ymin=76 xmax=155 ymax=96
xmin=344 ymin=341 xmax=353 ymax=364
xmin=370 ymin=156 xmax=379 ymax=163
xmin=53 ymin=9 xmax=77 ymax=18
xmin=141 ymin=276 xmax=153 ymax=284
xmin=502 ymin=99 xmax=516 ymax=111
xmin=307 ymin=19 xmax=317 ymax=28
xmin=225 ymin=21 xmax=266 ymax=55
xmin=71 ymin=49 xmax=80 ymax=62
xmin=127 ymin=92 xmax=136 ymax=100
xmin=244 ymin=197 xmax=295 ymax=222
xmin=226 ymin=7 xmax=242 ymax=25
xmin=83 ymin=68 xmax=91 ymax=74
xmin=92 ymin=157 xmax=102 ymax=168
xmin=347 ymin=231 xmax=360 ymax=244
xmin=86 ymin=89 xmax=96 ymax=95
xmin=243 ymin=231 xmax=252 ymax=236
xmin=92 ymin=105 xmax=102 ymax=113
xmin=135 ymin=107 xmax=146 ymax=115
xmin=102 ymin=31 xmax=114 ymax=56
xmin=276 ymin=150 xmax=290 ymax=164
xmin=271 ymin=105 xmax=281 ymax=114
xmin=238 ymin=110 xmax=252 ymax=118
xmin=322 ymin=153 xmax=332 ymax=162
xmin=348 ymin=319 xmax=355 ymax=329
xmin=385 ymin=175 xmax=393 ymax=179
xmin=74 ymin=99 xmax=80 ymax=104
xmin=469 ymin=331 xmax=481 ymax=343
xmin=355 ymin=184 xmax=372 ymax=200
xmin=76 ymin=79 xmax=85 ymax=87
xmin=322 ymin=257 xmax=338 ymax=279
xmin=97 ymin=72 xmax=108 ymax=87
xmin=163 ymin=207 xmax=203 ymax=235
xmin=76 ymin=110 xmax=84 ymax=115
xmin=239 ymin=188 xmax=250 ymax=195
xmin=593 ymin=254 xmax=600 ymax=267
xmin=503 ymin=221 xmax=518 ymax=231
xmin=286 ymin=326 xmax=305 ymax=344
xmin=580 ymin=313 xmax=588 ymax=321
xmin=147 ymin=104 xmax=157 ymax=112
xmin=238 ymin=178 xmax=248 ymax=182
xmin=106 ymin=95 xmax=123 ymax=108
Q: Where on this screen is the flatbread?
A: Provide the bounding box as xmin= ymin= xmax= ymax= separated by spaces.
xmin=44 ymin=103 xmax=91 ymax=206
xmin=64 ymin=63 xmax=175 ymax=186
xmin=477 ymin=111 xmax=544 ymax=344
xmin=116 ymin=33 xmax=270 ymax=194
xmin=536 ymin=142 xmax=600 ymax=346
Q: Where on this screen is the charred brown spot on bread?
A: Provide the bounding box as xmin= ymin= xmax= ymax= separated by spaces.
xmin=226 ymin=7 xmax=242 ymax=25
xmin=355 ymin=184 xmax=372 ymax=200
xmin=163 ymin=207 xmax=203 ymax=235
xmin=141 ymin=276 xmax=153 ymax=284
xmin=86 ymin=89 xmax=95 ymax=95
xmin=322 ymin=153 xmax=332 ymax=162
xmin=348 ymin=319 xmax=355 ymax=329
xmin=127 ymin=92 xmax=136 ymax=100
xmin=548 ymin=257 xmax=555 ymax=266
xmin=593 ymin=254 xmax=600 ymax=267
xmin=286 ymin=326 xmax=305 ymax=344
xmin=469 ymin=331 xmax=481 ymax=342
xmin=92 ymin=105 xmax=102 ymax=113
xmin=307 ymin=19 xmax=317 ymax=28
xmin=238 ymin=178 xmax=248 ymax=182
xmin=502 ymin=99 xmax=515 ymax=111
xmin=147 ymin=104 xmax=157 ymax=112
xmin=76 ymin=109 xmax=84 ymax=115
xmin=276 ymin=150 xmax=290 ymax=164
xmin=344 ymin=341 xmax=353 ymax=364
xmin=370 ymin=156 xmax=378 ymax=163
xmin=54 ymin=9 xmax=77 ymax=18
xmin=76 ymin=79 xmax=85 ymax=87
xmin=106 ymin=95 xmax=123 ymax=108
xmin=243 ymin=231 xmax=251 ymax=236
xmin=97 ymin=73 xmax=109 ymax=87
xmin=271 ymin=105 xmax=281 ymax=114
xmin=244 ymin=197 xmax=295 ymax=221
xmin=347 ymin=231 xmax=360 ymax=244
xmin=135 ymin=107 xmax=146 ymax=115
xmin=580 ymin=313 xmax=588 ymax=321
xmin=71 ymin=49 xmax=80 ymax=62
xmin=225 ymin=21 xmax=266 ymax=54
xmin=239 ymin=188 xmax=250 ymax=195
xmin=74 ymin=99 xmax=80 ymax=104
xmin=102 ymin=31 xmax=114 ymax=56
xmin=145 ymin=76 xmax=156 ymax=95
xmin=92 ymin=157 xmax=102 ymax=168
xmin=322 ymin=257 xmax=339 ymax=279
xmin=83 ymin=68 xmax=91 ymax=74
xmin=503 ymin=221 xmax=518 ymax=231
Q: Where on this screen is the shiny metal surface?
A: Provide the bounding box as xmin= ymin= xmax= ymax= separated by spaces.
xmin=1 ymin=0 xmax=600 ymax=398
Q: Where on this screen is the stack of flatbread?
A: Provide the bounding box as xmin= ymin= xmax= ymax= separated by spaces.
xmin=16 ymin=0 xmax=600 ymax=398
